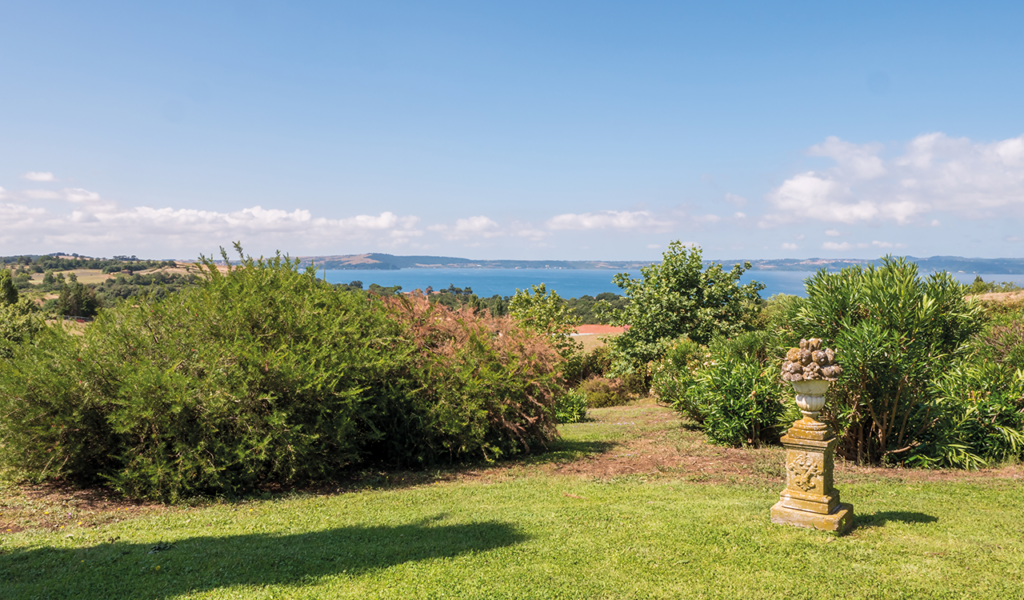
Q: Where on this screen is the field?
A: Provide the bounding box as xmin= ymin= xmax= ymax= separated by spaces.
xmin=2 ymin=400 xmax=1021 ymax=599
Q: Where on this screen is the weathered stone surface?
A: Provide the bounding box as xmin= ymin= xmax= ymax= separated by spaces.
xmin=771 ymin=502 xmax=853 ymax=534
xmin=771 ymin=390 xmax=854 ymax=534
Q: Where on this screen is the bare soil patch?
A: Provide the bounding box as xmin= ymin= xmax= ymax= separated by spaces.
xmin=0 ymin=482 xmax=167 ymax=536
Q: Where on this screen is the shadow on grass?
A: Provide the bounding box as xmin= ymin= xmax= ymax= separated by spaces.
xmin=0 ymin=517 xmax=525 ymax=599
xmin=856 ymin=510 xmax=938 ymax=529
xmin=524 ymin=439 xmax=618 ymax=465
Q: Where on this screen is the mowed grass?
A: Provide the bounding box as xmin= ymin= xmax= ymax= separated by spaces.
xmin=2 ymin=406 xmax=1023 ymax=599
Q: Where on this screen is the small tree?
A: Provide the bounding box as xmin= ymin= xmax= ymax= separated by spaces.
xmin=607 ymin=241 xmax=764 ymax=369
xmin=509 ymin=283 xmax=581 ymax=359
xmin=0 ymin=270 xmax=18 ymax=305
xmin=56 ymin=282 xmax=99 ymax=318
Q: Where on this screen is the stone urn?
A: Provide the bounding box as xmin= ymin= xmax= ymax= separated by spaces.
xmin=791 ymin=379 xmax=831 ymax=422
xmin=771 ymin=338 xmax=853 ymax=534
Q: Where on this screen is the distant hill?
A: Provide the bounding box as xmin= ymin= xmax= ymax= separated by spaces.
xmin=297 ymin=253 xmax=655 ymax=271
xmin=295 ymin=253 xmax=1024 ymax=274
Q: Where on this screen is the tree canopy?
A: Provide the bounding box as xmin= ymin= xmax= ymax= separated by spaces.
xmin=607 ymin=241 xmax=764 ymax=367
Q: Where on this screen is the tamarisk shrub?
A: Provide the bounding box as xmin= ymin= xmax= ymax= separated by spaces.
xmin=0 ymin=246 xmax=560 ymax=500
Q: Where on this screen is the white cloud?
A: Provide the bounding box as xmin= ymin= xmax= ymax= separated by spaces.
xmin=22 ymin=171 xmax=56 ymax=182
xmin=781 ymin=243 xmax=798 ymax=250
xmin=0 ymin=185 xmax=425 ymax=252
xmin=512 ymin=226 xmax=550 ymax=242
xmin=734 ymin=212 xmax=746 ymax=219
xmin=647 ymin=244 xmax=661 ymax=249
xmin=762 ymin=132 xmax=1024 ymax=227
xmin=825 ymin=229 xmax=841 ymax=237
xmin=545 ymin=210 xmax=672 ymax=231
xmin=724 ymin=193 xmax=748 ymax=207
xmin=1008 ymin=236 xmax=1021 ymax=243
xmin=808 ymin=136 xmax=886 ymax=179
xmin=820 ymin=240 xmax=902 ymax=252
xmin=428 ymin=215 xmax=503 ymax=240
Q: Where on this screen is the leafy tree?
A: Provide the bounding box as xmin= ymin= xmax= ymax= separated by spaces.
xmin=509 ymin=283 xmax=581 ymax=358
xmin=0 ymin=297 xmax=42 ymax=359
xmin=966 ymin=275 xmax=1022 ymax=294
xmin=607 ymin=241 xmax=764 ymax=368
xmin=56 ymin=282 xmax=99 ymax=318
xmin=12 ymin=272 xmax=32 ymax=289
xmin=0 ymin=270 xmax=18 ymax=305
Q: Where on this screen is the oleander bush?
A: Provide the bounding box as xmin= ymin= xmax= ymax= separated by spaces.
xmin=0 ymin=247 xmax=561 ymax=500
xmin=793 ymin=257 xmax=989 ymax=465
xmin=924 ymin=360 xmax=1024 ymax=468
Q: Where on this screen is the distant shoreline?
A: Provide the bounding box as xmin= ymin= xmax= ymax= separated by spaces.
xmin=297 ymin=253 xmax=1024 ymax=275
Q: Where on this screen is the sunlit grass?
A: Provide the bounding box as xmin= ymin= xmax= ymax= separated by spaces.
xmin=2 ymin=405 xmax=1022 ymax=599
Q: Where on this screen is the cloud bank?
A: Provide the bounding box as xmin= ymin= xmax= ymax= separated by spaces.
xmin=761 ymin=132 xmax=1024 ymax=227
xmin=0 ymin=186 xmax=423 ymax=254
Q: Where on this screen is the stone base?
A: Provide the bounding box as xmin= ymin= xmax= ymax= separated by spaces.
xmin=771 ymin=501 xmax=854 ymax=535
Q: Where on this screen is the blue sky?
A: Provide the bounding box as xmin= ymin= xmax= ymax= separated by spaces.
xmin=2 ymin=1 xmax=1023 ymax=260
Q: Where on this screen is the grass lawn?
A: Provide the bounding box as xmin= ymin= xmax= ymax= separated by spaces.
xmin=2 ymin=402 xmax=1022 ymax=599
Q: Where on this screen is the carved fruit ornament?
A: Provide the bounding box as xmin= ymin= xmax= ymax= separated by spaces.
xmin=781 ymin=338 xmax=842 ymax=382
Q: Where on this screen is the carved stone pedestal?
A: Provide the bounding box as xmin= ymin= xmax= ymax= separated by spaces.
xmin=770 ymin=417 xmax=853 ymax=534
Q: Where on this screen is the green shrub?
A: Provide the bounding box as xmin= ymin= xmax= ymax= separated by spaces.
xmin=655 ymin=349 xmax=785 ymax=447
xmin=580 ymin=377 xmax=633 ymax=408
xmin=651 ymin=337 xmax=706 ymax=417
xmin=0 ymin=298 xmax=43 ymax=359
xmin=0 ymin=247 xmax=561 ymax=500
xmin=924 ymin=361 xmax=1024 ymax=468
xmin=553 ymin=388 xmax=588 ymax=423
xmin=0 ymin=269 xmax=18 ymax=305
xmin=981 ymin=322 xmax=1024 ymax=371
xmin=708 ymin=330 xmax=773 ymax=365
xmin=701 ymin=357 xmax=787 ymax=448
xmin=974 ymin=302 xmax=1024 ymax=372
xmin=793 ymin=257 xmax=986 ymax=465
xmin=563 ymin=346 xmax=613 ymax=387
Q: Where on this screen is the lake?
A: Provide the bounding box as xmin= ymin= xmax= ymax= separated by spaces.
xmin=323 ymin=268 xmax=1024 ymax=299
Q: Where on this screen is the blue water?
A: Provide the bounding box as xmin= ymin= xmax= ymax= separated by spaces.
xmin=323 ymin=268 xmax=1024 ymax=299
